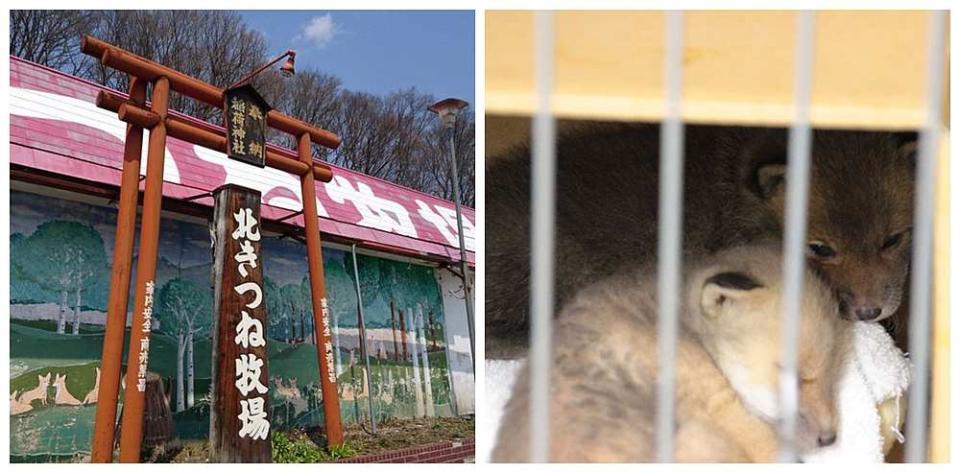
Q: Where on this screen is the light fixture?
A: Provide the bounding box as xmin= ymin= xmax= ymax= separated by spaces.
xmin=229 ymin=49 xmax=297 ymax=89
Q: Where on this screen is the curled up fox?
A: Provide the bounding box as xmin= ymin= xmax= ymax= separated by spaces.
xmin=486 ymin=125 xmax=916 ymax=356
xmin=492 ymin=244 xmax=851 ymax=462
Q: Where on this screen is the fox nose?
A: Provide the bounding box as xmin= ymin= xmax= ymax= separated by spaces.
xmin=817 ymin=431 xmax=837 ymax=447
xmin=855 ymin=306 xmax=882 ymax=321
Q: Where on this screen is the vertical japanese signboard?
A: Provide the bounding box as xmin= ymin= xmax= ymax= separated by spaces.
xmin=210 ymin=184 xmax=271 ymax=462
xmin=224 ymin=85 xmax=269 ymax=168
xmin=136 ymin=281 xmax=155 ymax=393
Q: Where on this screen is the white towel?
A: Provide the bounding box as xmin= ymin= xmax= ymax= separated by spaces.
xmin=804 ymin=321 xmax=911 ymax=463
xmin=481 ymin=359 xmax=524 ymax=462
xmin=482 ymin=322 xmax=910 ymax=463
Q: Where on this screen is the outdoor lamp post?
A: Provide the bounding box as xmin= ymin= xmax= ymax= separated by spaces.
xmin=229 ymin=49 xmax=296 ymax=89
xmin=428 ymin=98 xmax=474 ymax=367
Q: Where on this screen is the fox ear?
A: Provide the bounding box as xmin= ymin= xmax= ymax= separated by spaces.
xmin=701 ymin=272 xmax=763 ymax=318
xmin=893 ymin=133 xmax=918 ymax=173
xmin=754 ymin=164 xmax=787 ymax=200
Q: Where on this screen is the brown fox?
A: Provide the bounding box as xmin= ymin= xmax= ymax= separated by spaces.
xmin=491 ymin=244 xmax=851 ymax=462
xmin=486 ymin=124 xmax=915 ymax=355
xmin=742 ymin=130 xmax=915 ymax=343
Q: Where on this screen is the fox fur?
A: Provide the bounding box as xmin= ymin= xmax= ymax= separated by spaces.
xmin=491 ymin=244 xmax=851 ymax=462
xmin=486 ymin=123 xmax=915 ymax=356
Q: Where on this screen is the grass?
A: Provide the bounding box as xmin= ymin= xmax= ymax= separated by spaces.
xmin=271 ymin=431 xmax=359 ymax=463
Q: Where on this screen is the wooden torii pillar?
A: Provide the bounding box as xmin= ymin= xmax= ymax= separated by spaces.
xmin=82 ymin=36 xmax=345 ymax=462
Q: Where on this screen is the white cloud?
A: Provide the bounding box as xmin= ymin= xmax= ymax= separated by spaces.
xmin=296 ymin=14 xmax=337 ymax=48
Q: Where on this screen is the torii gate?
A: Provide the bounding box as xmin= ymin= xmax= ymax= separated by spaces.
xmin=81 ymin=36 xmax=344 ymax=462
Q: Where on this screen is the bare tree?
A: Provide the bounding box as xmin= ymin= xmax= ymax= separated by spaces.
xmin=267 ymin=70 xmax=343 ymax=156
xmin=89 ymin=11 xmax=270 ymax=121
xmin=10 ymin=10 xmax=98 ymax=74
xmin=422 ymin=115 xmax=475 ymax=205
xmin=10 ymin=10 xmax=475 ymax=206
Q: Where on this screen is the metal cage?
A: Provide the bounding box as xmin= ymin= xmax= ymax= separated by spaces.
xmin=487 ymin=9 xmax=949 ymax=463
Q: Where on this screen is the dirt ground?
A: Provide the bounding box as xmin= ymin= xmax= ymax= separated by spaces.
xmin=153 ymin=415 xmax=474 ymax=462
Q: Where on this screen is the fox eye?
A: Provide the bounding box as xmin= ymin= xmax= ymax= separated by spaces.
xmin=881 ymin=230 xmax=909 ymax=251
xmin=807 ymin=242 xmax=836 ymax=259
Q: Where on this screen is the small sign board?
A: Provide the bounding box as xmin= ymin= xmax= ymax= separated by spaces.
xmin=224 ymin=85 xmax=270 ymax=168
xmin=209 ymin=184 xmax=271 ymax=462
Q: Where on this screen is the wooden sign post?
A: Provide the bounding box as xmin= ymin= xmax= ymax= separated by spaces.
xmin=210 ymin=184 xmax=271 ymax=462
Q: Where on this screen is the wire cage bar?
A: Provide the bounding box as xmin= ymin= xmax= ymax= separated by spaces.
xmin=654 ymin=10 xmax=686 ymax=464
xmin=528 ymin=9 xmax=557 ymax=463
xmin=516 ymin=9 xmax=945 ymax=464
xmin=777 ymin=10 xmax=816 ymax=463
xmin=905 ymin=9 xmax=947 ymax=464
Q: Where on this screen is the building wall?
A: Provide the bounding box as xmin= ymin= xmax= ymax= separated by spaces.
xmin=9 ymin=189 xmax=462 ymax=461
xmin=436 ymin=268 xmax=475 ymax=415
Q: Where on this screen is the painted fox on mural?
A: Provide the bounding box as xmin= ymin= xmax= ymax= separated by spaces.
xmin=10 ymin=191 xmax=461 ymax=459
xmin=52 ymin=374 xmax=83 ymax=406
xmin=272 ymin=377 xmax=307 ymax=414
xmin=11 ymin=367 xmax=103 ymax=414
xmin=82 ymin=367 xmax=101 ymax=405
xmin=11 ymin=373 xmax=51 ymax=414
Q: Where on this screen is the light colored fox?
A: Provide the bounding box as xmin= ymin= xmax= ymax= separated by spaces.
xmin=83 ymin=367 xmax=101 ymax=405
xmin=273 ymin=377 xmax=307 ymax=414
xmin=17 ymin=373 xmax=51 ymax=408
xmin=11 ymin=390 xmax=33 ymax=415
xmin=492 ymin=244 xmax=852 ymax=462
xmin=53 ymin=373 xmax=83 ymax=406
xmin=273 ymin=377 xmax=301 ymax=399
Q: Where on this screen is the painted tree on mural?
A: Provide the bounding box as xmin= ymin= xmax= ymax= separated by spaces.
xmin=297 ymin=277 xmax=315 ymax=344
xmin=264 ymin=276 xmax=284 ymax=341
xmin=156 ymin=277 xmax=212 ymax=412
xmin=9 ymin=193 xmax=464 ymax=460
xmin=325 ymin=255 xmax=358 ymax=376
xmin=357 ymin=257 xmax=403 ymax=360
xmin=14 ymin=220 xmax=108 ymax=334
xmin=386 ymin=264 xmax=426 ymax=416
xmin=266 ymin=280 xmax=286 ymax=343
xmin=408 ymin=266 xmax=450 ymax=411
xmin=9 ymin=233 xmax=47 ymax=304
xmin=277 ymin=283 xmax=303 ymax=344
xmin=408 ymin=266 xmax=444 ymax=351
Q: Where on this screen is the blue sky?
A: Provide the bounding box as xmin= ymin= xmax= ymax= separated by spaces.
xmin=240 ymin=11 xmax=475 ymax=107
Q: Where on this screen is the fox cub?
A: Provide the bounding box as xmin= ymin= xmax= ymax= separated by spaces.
xmin=492 ymin=244 xmax=851 ymax=462
xmin=486 ymin=126 xmax=915 ymax=352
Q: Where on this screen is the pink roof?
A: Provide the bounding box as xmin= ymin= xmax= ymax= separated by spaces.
xmin=9 ymin=57 xmax=474 ymax=264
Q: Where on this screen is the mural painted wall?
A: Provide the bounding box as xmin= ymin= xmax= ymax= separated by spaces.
xmin=9 ymin=190 xmax=456 ymax=462
xmin=436 ymin=268 xmax=475 ymax=415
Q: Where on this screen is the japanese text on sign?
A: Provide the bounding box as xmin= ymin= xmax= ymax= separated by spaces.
xmin=231 ymin=207 xmax=269 ymax=440
xmin=225 ymin=87 xmax=269 ymax=167
xmin=137 ymin=281 xmax=155 ymax=392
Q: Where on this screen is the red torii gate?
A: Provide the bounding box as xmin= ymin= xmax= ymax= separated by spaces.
xmin=81 ymin=36 xmax=344 ymax=462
